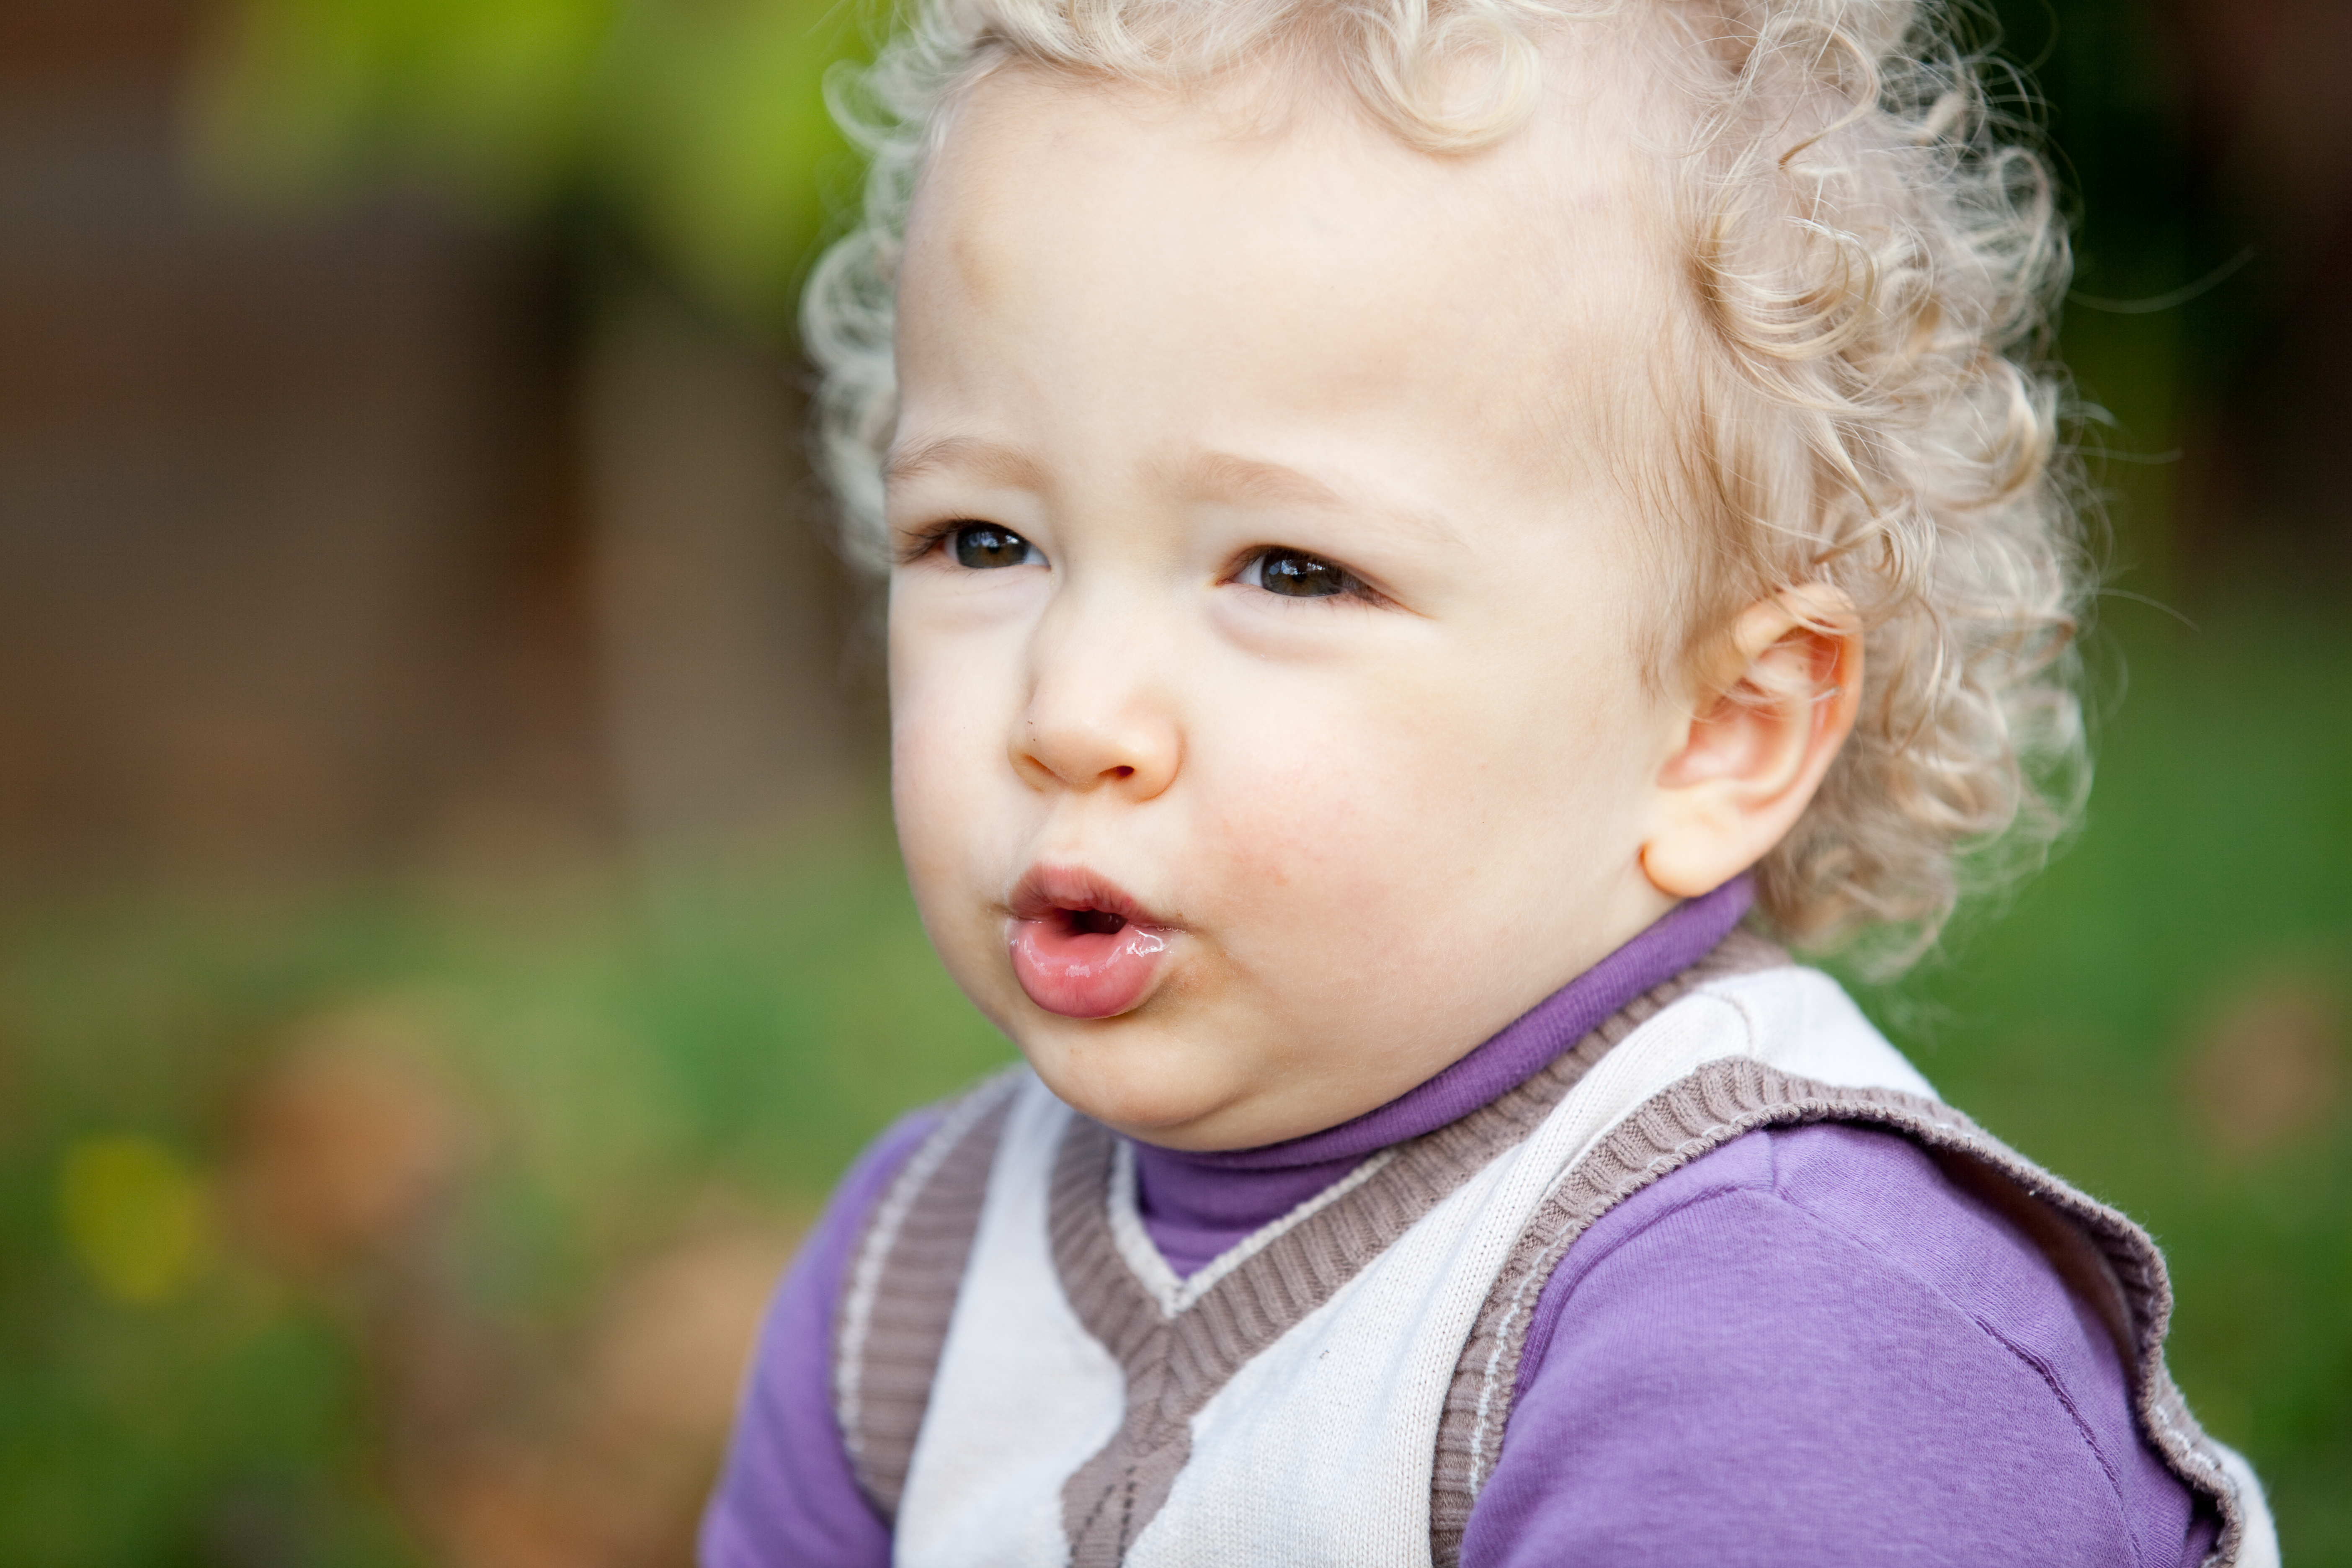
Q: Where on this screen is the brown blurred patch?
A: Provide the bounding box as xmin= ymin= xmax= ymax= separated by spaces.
xmin=437 ymin=1473 xmax=602 ymax=1568
xmin=227 ymin=1005 xmax=472 ymax=1274
xmin=224 ymin=1004 xmax=803 ymax=1568
xmin=397 ymin=1219 xmax=799 ymax=1568
xmin=2181 ymin=977 xmax=2345 ymax=1156
xmin=585 ymin=1222 xmax=797 ymax=1443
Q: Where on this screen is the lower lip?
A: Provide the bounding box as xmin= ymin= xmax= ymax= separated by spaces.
xmin=1008 ymin=917 xmax=1170 ymax=1019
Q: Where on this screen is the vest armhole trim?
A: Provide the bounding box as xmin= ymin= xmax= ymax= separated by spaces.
xmin=1429 ymin=1060 xmax=2261 ymax=1568
xmin=832 ymin=1070 xmax=1021 ymax=1522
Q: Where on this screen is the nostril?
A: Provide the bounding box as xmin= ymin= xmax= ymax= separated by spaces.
xmin=1109 ymin=765 xmax=1135 ymax=780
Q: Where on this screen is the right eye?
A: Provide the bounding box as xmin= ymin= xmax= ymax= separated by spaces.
xmin=950 ymin=524 xmax=1040 ymax=570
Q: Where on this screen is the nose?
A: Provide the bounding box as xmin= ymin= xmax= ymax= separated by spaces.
xmin=1011 ymin=598 xmax=1181 ymax=799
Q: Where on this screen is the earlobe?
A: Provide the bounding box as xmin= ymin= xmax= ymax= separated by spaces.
xmin=1640 ymin=585 xmax=1862 ymax=899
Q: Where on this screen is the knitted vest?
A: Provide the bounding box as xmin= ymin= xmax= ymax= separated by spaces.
xmin=832 ymin=941 xmax=2276 ymax=1568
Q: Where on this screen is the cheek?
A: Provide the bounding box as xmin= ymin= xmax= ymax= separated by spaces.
xmin=1189 ymin=638 xmax=1658 ymax=931
xmin=1182 ymin=676 xmax=1506 ymax=927
xmin=887 ymin=607 xmax=1019 ymax=916
xmin=887 ymin=682 xmax=1033 ymax=1027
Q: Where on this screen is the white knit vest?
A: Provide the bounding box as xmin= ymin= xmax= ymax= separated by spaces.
xmin=846 ymin=962 xmax=2275 ymax=1568
xmin=909 ymin=968 xmax=1862 ymax=1563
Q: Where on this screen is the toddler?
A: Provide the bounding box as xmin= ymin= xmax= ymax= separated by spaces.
xmin=704 ymin=0 xmax=2278 ymax=1563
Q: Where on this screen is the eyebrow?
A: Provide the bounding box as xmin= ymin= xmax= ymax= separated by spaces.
xmin=885 ymin=438 xmax=1465 ymax=549
xmin=884 ymin=435 xmax=1047 ymax=492
xmin=1172 ymin=450 xmax=1466 ymax=549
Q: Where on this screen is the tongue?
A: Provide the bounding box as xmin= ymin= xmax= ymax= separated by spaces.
xmin=1010 ymin=916 xmax=1168 ymax=1018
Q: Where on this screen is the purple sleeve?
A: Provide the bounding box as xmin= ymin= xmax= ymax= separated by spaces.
xmin=1462 ymin=1123 xmax=2215 ymax=1568
xmin=699 ymin=1109 xmax=941 ymax=1568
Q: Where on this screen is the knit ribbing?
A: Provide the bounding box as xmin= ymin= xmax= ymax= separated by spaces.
xmin=1428 ymin=1056 xmax=2256 ymax=1568
xmin=832 ymin=1072 xmax=1019 ymax=1519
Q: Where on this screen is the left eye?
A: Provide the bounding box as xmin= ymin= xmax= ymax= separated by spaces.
xmin=1248 ymin=548 xmax=1354 ymax=598
xmin=950 ymin=524 xmax=1039 ymax=569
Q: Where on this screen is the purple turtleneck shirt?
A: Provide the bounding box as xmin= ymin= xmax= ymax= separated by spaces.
xmin=702 ymin=885 xmax=2214 ymax=1567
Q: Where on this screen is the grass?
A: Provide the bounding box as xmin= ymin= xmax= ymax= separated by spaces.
xmin=0 ymin=603 xmax=2344 ymax=1565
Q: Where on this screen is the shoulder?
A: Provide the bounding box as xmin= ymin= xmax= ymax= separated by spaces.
xmin=1465 ymin=1122 xmax=2204 ymax=1568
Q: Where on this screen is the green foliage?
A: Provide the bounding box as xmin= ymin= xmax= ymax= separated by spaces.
xmin=196 ymin=0 xmax=875 ymax=331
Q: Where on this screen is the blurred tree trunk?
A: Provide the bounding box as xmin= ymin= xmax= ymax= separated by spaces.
xmin=585 ymin=282 xmax=864 ymax=862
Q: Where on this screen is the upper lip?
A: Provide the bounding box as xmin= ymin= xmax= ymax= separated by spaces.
xmin=1008 ymin=864 xmax=1172 ymax=928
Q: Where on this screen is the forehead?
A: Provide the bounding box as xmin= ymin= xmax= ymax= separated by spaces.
xmin=896 ymin=44 xmax=1687 ymax=485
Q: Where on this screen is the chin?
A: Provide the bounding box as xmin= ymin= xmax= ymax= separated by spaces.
xmin=1020 ymin=1017 xmax=1239 ymax=1146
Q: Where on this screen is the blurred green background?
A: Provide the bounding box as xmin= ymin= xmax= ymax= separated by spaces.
xmin=0 ymin=0 xmax=2346 ymax=1564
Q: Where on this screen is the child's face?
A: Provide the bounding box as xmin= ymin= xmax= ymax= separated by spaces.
xmin=887 ymin=61 xmax=1705 ymax=1150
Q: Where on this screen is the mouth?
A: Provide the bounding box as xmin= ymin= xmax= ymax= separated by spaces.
xmin=1006 ymin=866 xmax=1173 ymax=1019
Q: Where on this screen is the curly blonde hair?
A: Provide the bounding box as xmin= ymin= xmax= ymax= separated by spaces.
xmin=802 ymin=0 xmax=2089 ymax=973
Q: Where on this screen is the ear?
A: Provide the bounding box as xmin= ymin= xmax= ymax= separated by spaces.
xmin=1640 ymin=583 xmax=1862 ymax=898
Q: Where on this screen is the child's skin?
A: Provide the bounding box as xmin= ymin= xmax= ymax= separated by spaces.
xmin=885 ymin=38 xmax=1863 ymax=1153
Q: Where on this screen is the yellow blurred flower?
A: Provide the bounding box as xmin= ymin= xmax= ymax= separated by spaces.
xmin=58 ymin=1137 xmax=214 ymax=1304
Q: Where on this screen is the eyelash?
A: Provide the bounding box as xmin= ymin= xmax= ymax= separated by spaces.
xmin=1233 ymin=546 xmax=1382 ymax=605
xmin=898 ymin=520 xmax=1004 ymax=567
